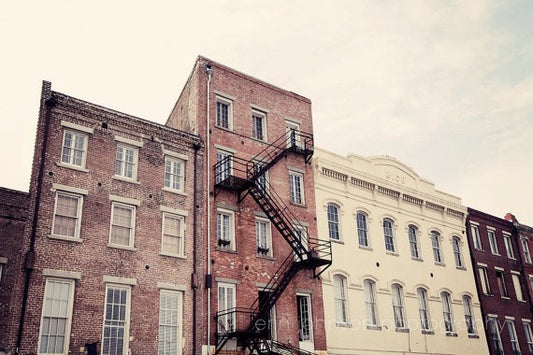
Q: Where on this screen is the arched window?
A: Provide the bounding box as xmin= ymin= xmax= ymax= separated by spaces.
xmin=462 ymin=295 xmax=475 ymax=334
xmin=431 ymin=231 xmax=442 ymax=263
xmin=364 ymin=279 xmax=378 ymax=326
xmin=417 ymin=288 xmax=431 ymax=330
xmin=391 ymin=284 xmax=405 ymax=328
xmin=333 ymin=274 xmax=348 ymax=324
xmin=452 ymin=237 xmax=463 ymax=267
xmin=357 ymin=211 xmax=369 ymax=247
xmin=441 ymin=291 xmax=454 ymax=332
xmin=327 ymin=203 xmax=340 ymax=240
xmin=408 ymin=225 xmax=419 ymax=259
xmin=383 ymin=219 xmax=395 ymax=252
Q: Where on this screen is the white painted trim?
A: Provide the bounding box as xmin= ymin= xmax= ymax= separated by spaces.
xmin=109 ymin=195 xmax=141 ymax=206
xmin=157 ymin=282 xmax=187 ymax=291
xmin=114 ymin=135 xmax=144 ymax=147
xmin=53 ymin=183 xmax=89 ymax=195
xmin=61 ymin=120 xmax=94 ymax=134
xmin=163 ymin=148 xmax=189 ymax=160
xmin=43 ymin=269 xmax=81 ymax=280
xmin=160 ymin=205 xmax=189 ymax=216
xmin=103 ymin=275 xmax=137 ymax=285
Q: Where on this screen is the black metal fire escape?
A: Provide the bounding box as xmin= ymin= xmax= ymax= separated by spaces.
xmin=213 ymin=131 xmax=332 ymax=355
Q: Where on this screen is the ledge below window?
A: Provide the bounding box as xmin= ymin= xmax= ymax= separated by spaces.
xmin=386 ymin=251 xmax=399 ymax=257
xmin=48 ymin=235 xmax=83 ymax=243
xmin=421 ymin=330 xmax=434 ymax=335
xmin=162 ymin=187 xmax=187 ymax=196
xmin=216 ymin=247 xmax=237 ymax=254
xmin=359 ymin=245 xmax=373 ymax=251
xmin=56 ymin=162 xmax=89 ymax=173
xmin=336 ymin=322 xmax=352 ymax=328
xmin=107 ymin=243 xmax=137 ymax=251
xmin=445 ymin=332 xmax=458 ymax=337
xmin=367 ymin=325 xmax=382 ymax=331
xmin=113 ymin=176 xmax=140 ymax=184
xmin=468 ymin=334 xmax=479 ymax=339
xmin=395 ymin=328 xmax=409 ymax=333
xmin=159 ymin=251 xmax=186 ymax=259
xmin=330 ymin=239 xmax=344 ymax=245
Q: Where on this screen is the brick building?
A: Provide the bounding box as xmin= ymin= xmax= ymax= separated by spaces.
xmin=167 ymin=56 xmax=331 ymax=354
xmin=466 ymin=208 xmax=533 ymax=354
xmin=4 ymin=81 xmax=204 ymax=354
xmin=0 ymin=188 xmax=29 ymax=354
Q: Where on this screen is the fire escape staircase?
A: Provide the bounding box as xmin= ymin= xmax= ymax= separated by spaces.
xmin=213 ymin=131 xmax=332 ymax=354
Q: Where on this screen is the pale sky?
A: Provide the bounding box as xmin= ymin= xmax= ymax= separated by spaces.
xmin=1 ymin=1 xmax=532 ymax=224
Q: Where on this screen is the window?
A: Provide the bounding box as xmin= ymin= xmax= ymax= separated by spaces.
xmin=356 ymin=212 xmax=369 ymax=247
xmin=488 ymin=229 xmax=499 ymax=255
xmin=431 ymin=231 xmax=442 ymax=263
xmin=463 ymin=295 xmax=475 ymax=334
xmin=512 ymin=273 xmax=524 ymax=301
xmin=441 ymin=292 xmax=454 ymax=333
xmin=523 ymin=322 xmax=533 ymax=354
xmin=253 ymin=161 xmax=268 ymax=193
xmin=293 ymin=224 xmax=309 ymax=261
xmin=488 ymin=317 xmax=504 ymax=354
xmin=52 ymin=192 xmax=83 ymax=239
xmin=217 ymin=209 xmax=235 ymax=250
xmin=383 ymin=219 xmax=395 ymax=252
xmin=216 ymin=97 xmax=232 ymax=130
xmin=215 ymin=150 xmax=233 ymax=184
xmin=333 ymin=275 xmax=349 ymax=324
xmin=161 ymin=213 xmax=185 ymax=257
xmin=417 ymin=288 xmax=431 ymax=331
xmin=507 ymin=320 xmax=521 ymax=354
xmin=478 ymin=267 xmax=491 ymax=295
xmin=391 ymin=284 xmax=406 ymax=328
xmin=408 ymin=225 xmax=420 ymax=259
xmin=109 ymin=203 xmax=136 ymax=247
xmin=115 ymin=144 xmax=138 ymax=180
xmin=522 ymin=238 xmax=532 ymax=264
xmin=289 ymin=172 xmax=304 ymax=205
xmin=252 ymin=110 xmax=266 ymax=141
xmin=297 ymin=294 xmax=313 ymax=342
xmin=471 ymin=224 xmax=482 ymax=250
xmin=504 ymin=233 xmax=515 ymax=259
xmin=102 ymin=285 xmax=131 ymax=355
xmin=38 ymin=279 xmax=75 ymax=354
xmin=364 ymin=280 xmax=379 ymax=327
xmin=496 ymin=271 xmax=508 ymax=298
xmin=256 ymin=218 xmax=272 ymax=256
xmin=327 ymin=204 xmax=340 ymax=240
xmin=61 ymin=130 xmax=88 ymax=168
xmin=452 ymin=237 xmax=464 ymax=268
xmin=159 ymin=290 xmax=182 ymax=355
xmin=286 ymin=121 xmax=301 ymax=149
xmin=218 ymin=283 xmax=236 ymax=332
xmin=164 ymin=157 xmax=185 ymax=192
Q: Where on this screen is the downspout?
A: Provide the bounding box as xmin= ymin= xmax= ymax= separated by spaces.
xmin=192 ymin=142 xmax=201 ymax=354
xmin=16 ymin=87 xmax=56 ymax=354
xmin=205 ymin=63 xmax=214 ymax=354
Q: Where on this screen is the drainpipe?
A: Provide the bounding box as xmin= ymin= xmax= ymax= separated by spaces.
xmin=16 ymin=84 xmax=55 ymax=354
xmin=192 ymin=142 xmax=201 ymax=354
xmin=205 ymin=62 xmax=214 ymax=354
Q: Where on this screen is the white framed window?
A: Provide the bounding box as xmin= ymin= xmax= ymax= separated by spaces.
xmin=256 ymin=217 xmax=272 ymax=257
xmin=391 ymin=284 xmax=406 ymax=329
xmin=52 ymin=191 xmax=83 ymax=239
xmin=164 ymin=157 xmax=185 ymax=193
xmin=289 ymin=172 xmax=304 ymax=205
xmin=523 ymin=321 xmax=533 ymax=354
xmin=496 ymin=271 xmax=508 ymax=298
xmin=285 ymin=121 xmax=301 ymax=149
xmin=161 ymin=213 xmax=185 ymax=257
xmin=522 ymin=238 xmax=532 ymax=264
xmin=357 ymin=212 xmax=369 ymax=247
xmin=218 ymin=283 xmax=236 ymax=332
xmin=408 ymin=225 xmax=420 ymax=259
xmin=487 ymin=316 xmax=503 ymax=354
xmin=462 ymin=295 xmax=475 ymax=334
xmin=452 ymin=237 xmax=464 ymax=268
xmin=327 ymin=203 xmax=340 ymax=241
xmin=470 ymin=224 xmax=482 ymax=251
xmin=417 ymin=288 xmax=431 ymax=331
xmin=216 ymin=96 xmax=233 ymax=130
xmin=511 ymin=273 xmax=524 ymax=301
xmin=109 ymin=203 xmax=136 ymax=248
xmin=292 ymin=223 xmax=309 ymax=261
xmin=217 ymin=209 xmax=235 ymax=251
xmin=504 ymin=233 xmax=515 ymax=259
xmin=115 ymin=144 xmax=138 ymax=180
xmin=253 ymin=161 xmax=268 ymax=193
xmin=215 ymin=150 xmax=233 ymax=184
xmin=364 ymin=279 xmax=379 ymax=327
xmin=488 ymin=229 xmax=499 ymax=255
xmin=297 ymin=293 xmax=313 ymax=342
xmin=441 ymin=291 xmax=454 ymax=333
xmin=158 ymin=290 xmax=183 ymax=355
xmin=102 ymin=284 xmax=131 ymax=355
xmin=507 ymin=319 xmax=521 ymax=354
xmin=252 ymin=110 xmax=267 ymax=141
xmin=61 ymin=130 xmax=88 ymax=168
xmin=431 ymin=231 xmax=442 ymax=263
xmin=383 ymin=219 xmax=395 ymax=252
xmin=478 ymin=267 xmax=491 ymax=295
xmin=333 ymin=274 xmax=349 ymax=325
xmin=38 ymin=278 xmax=75 ymax=354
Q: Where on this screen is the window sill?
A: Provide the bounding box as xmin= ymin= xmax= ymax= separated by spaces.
xmin=336 ymin=322 xmax=352 ymax=328
xmin=491 ymin=252 xmax=501 ymax=256
xmin=445 ymin=332 xmax=458 ymax=337
xmin=507 ymin=257 xmax=517 ymax=260
xmin=421 ymin=330 xmax=434 ymax=335
xmin=359 ymin=245 xmax=373 ymax=251
xmin=56 ymin=162 xmax=89 ymax=172
xmin=395 ymin=328 xmax=409 ymax=333
xmin=456 ymin=266 xmax=467 ymax=271
xmin=256 ymin=254 xmax=275 ymax=261
xmin=48 ymin=235 xmax=83 ymax=243
xmin=159 ymin=251 xmax=186 ymax=259
xmin=501 ymin=296 xmax=511 ymax=300
xmin=367 ymin=325 xmax=382 ymax=331
xmin=330 ymin=239 xmax=344 ymax=244
xmin=435 ymin=262 xmax=446 ymax=267
xmin=386 ymin=251 xmax=399 ymax=257
xmin=162 ymin=187 xmax=187 ymax=196
xmin=216 ymin=247 xmax=237 ymax=254
xmin=411 ymin=257 xmax=423 ymax=262
xmin=113 ymin=176 xmax=140 ymax=184
xmin=289 ymin=202 xmax=307 ymax=208
xmin=468 ymin=334 xmax=479 ymax=338
xmin=214 ymin=125 xmax=234 ymax=133
xmin=251 ymin=137 xmax=268 ymax=144
xmin=107 ymin=243 xmax=137 ymax=251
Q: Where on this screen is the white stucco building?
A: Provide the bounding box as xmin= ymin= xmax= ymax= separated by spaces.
xmin=314 ymin=148 xmax=489 ymax=355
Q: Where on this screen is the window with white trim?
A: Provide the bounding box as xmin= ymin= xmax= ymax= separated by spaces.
xmin=102 ymin=284 xmax=131 ymax=355
xmin=441 ymin=291 xmax=454 ymax=333
xmin=504 ymin=233 xmax=515 ymax=259
xmin=218 ymin=283 xmax=236 ymax=332
xmin=507 ymin=319 xmax=521 ymax=354
xmin=470 ymin=224 xmax=482 ymax=251
xmin=216 ymin=97 xmax=233 ymax=130
xmin=109 ymin=203 xmax=136 ymax=247
xmin=487 ymin=316 xmax=503 ymax=354
xmin=408 ymin=225 xmax=420 ymax=259
xmin=253 ymin=161 xmax=268 ymax=193
xmin=452 ymin=237 xmax=464 ymax=268
xmin=161 ymin=213 xmax=185 ymax=257
xmin=522 ymin=238 xmax=532 ymax=264
xmin=327 ymin=203 xmax=340 ymax=241
xmin=158 ymin=290 xmax=182 ymax=355
xmin=496 ymin=271 xmax=508 ymax=298
xmin=383 ymin=219 xmax=395 ymax=252
xmin=164 ymin=157 xmax=185 ymax=193
xmin=38 ymin=278 xmax=75 ymax=354
xmin=488 ymin=229 xmax=499 ymax=255
xmin=52 ymin=191 xmax=83 ymax=239
xmin=285 ymin=121 xmax=301 ymax=149
xmin=215 ymin=150 xmax=233 ymax=184
xmin=217 ymin=209 xmax=235 ymax=251
xmin=523 ymin=321 xmax=533 ymax=354
xmin=417 ymin=288 xmax=431 ymax=331
xmin=462 ymin=295 xmax=475 ymax=334
xmin=256 ymin=217 xmax=272 ymax=257
xmin=115 ymin=144 xmax=138 ymax=180
xmin=252 ymin=110 xmax=266 ymax=141
xmin=289 ymin=172 xmax=304 ymax=205
xmin=357 ymin=211 xmax=369 ymax=247
xmin=297 ymin=294 xmax=313 ymax=341
xmin=511 ymin=273 xmax=524 ymax=301
xmin=431 ymin=231 xmax=442 ymax=263
xmin=364 ymin=279 xmax=379 ymax=327
xmin=478 ymin=267 xmax=491 ymax=295
xmin=61 ymin=130 xmax=88 ymax=168
xmin=391 ymin=284 xmax=406 ymax=329
xmin=333 ymin=274 xmax=349 ymax=325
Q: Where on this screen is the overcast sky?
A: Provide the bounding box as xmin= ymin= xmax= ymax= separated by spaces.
xmin=1 ymin=0 xmax=532 ymax=224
